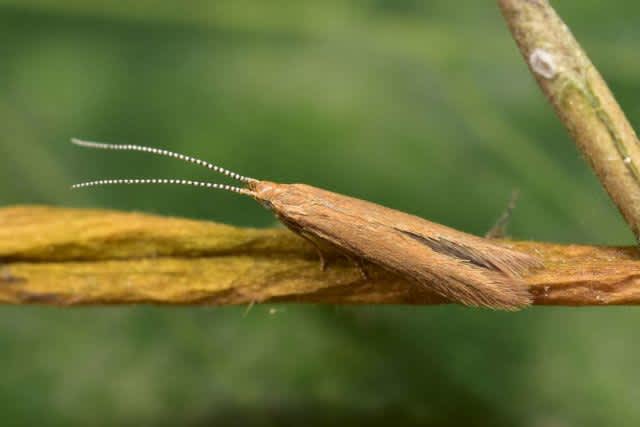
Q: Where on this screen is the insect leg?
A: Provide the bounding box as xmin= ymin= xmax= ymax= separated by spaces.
xmin=345 ymin=254 xmax=369 ymax=280
xmin=299 ymin=232 xmax=329 ymax=271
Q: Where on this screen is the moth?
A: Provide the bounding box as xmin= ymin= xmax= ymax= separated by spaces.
xmin=72 ymin=139 xmax=542 ymax=310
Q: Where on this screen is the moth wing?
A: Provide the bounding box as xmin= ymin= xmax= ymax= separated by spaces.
xmin=389 ymin=229 xmax=539 ymax=309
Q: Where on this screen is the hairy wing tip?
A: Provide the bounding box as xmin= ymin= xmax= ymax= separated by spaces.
xmin=480 ymin=251 xmax=542 ymax=281
xmin=492 ymin=287 xmax=533 ymax=311
xmin=451 ymin=272 xmax=533 ymax=311
xmin=480 ymin=275 xmax=533 ymax=311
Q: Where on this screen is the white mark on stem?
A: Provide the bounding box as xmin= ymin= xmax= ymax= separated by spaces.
xmin=624 ymin=156 xmax=632 ymax=164
xmin=529 ymin=48 xmax=557 ymax=79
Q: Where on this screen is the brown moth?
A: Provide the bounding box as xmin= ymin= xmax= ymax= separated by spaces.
xmin=71 ymin=139 xmax=542 ymax=310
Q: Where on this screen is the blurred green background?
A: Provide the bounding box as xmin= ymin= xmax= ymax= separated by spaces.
xmin=1 ymin=1 xmax=639 ymax=425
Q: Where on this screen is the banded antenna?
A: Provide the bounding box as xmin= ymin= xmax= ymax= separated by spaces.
xmin=71 ymin=138 xmax=258 ymax=196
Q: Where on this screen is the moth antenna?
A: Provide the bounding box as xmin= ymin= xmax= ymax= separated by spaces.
xmin=71 ymin=179 xmax=254 ymax=196
xmin=71 ymin=138 xmax=257 ymax=184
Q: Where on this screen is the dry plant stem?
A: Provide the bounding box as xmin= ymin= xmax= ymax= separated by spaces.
xmin=1 ymin=206 xmax=639 ymax=307
xmin=498 ymin=0 xmax=640 ymax=241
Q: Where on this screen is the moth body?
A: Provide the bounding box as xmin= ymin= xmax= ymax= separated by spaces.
xmin=252 ymin=181 xmax=540 ymax=310
xmin=72 ymin=139 xmax=542 ymax=310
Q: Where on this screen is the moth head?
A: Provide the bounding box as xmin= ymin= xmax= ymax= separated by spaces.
xmin=249 ymin=181 xmax=289 ymax=212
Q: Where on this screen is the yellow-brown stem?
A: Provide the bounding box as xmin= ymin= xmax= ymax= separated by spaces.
xmin=1 ymin=206 xmax=638 ymax=307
